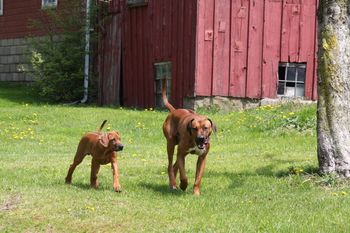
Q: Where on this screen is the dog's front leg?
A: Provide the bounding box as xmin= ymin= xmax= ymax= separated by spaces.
xmin=193 ymin=155 xmax=207 ymax=195
xmin=176 ymin=151 xmax=188 ymax=191
xmin=90 ymin=159 xmax=101 ymax=188
xmin=111 ymin=157 xmax=121 ymax=192
xmin=167 ymin=141 xmax=177 ymax=189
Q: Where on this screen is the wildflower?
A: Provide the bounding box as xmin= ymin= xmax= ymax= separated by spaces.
xmin=86 ymin=205 xmax=95 ymax=211
xmin=341 ymin=191 xmax=348 ymax=196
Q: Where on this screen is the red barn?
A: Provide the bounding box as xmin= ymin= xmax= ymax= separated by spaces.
xmin=0 ymin=0 xmax=318 ymax=109
xmin=99 ymin=0 xmax=318 ymax=109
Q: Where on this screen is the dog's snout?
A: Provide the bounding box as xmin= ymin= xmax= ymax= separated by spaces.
xmin=196 ymin=136 xmax=205 ymax=144
xmin=117 ymin=144 xmax=124 ymax=151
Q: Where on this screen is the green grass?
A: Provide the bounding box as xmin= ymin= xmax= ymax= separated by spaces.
xmin=0 ymin=82 xmax=349 ymax=232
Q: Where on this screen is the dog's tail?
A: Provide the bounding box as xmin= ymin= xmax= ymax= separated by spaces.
xmin=98 ymin=120 xmax=107 ymax=132
xmin=162 ymin=79 xmax=175 ymax=112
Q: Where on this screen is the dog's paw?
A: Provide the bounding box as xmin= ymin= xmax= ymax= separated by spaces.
xmin=193 ymin=187 xmax=200 ymax=196
xmin=65 ymin=177 xmax=72 ymax=184
xmin=114 ymin=185 xmax=122 ymax=192
xmin=180 ymin=179 xmax=188 ymax=191
xmin=169 ymin=185 xmax=178 ymax=190
xmin=90 ymin=180 xmax=100 ymax=189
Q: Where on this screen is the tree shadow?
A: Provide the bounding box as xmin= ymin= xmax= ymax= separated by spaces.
xmin=207 ymin=157 xmax=320 ymax=190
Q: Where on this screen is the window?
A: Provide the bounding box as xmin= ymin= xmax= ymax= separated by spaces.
xmin=42 ymin=0 xmax=58 ymax=8
xmin=127 ymin=0 xmax=148 ymax=8
xmin=154 ymin=62 xmax=172 ymax=108
xmin=277 ymin=62 xmax=306 ymax=97
xmin=0 ymin=0 xmax=3 ymax=16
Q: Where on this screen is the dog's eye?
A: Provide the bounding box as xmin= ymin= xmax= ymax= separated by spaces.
xmin=193 ymin=127 xmax=198 ymax=131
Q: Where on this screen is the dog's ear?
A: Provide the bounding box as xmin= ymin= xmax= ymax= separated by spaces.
xmin=99 ymin=133 xmax=109 ymax=148
xmin=187 ymin=119 xmax=195 ymax=135
xmin=207 ymin=118 xmax=217 ymax=133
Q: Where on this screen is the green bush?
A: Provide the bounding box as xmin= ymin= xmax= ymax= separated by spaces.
xmin=28 ymin=0 xmax=92 ymax=102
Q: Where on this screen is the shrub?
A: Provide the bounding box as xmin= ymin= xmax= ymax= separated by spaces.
xmin=28 ymin=0 xmax=93 ymax=102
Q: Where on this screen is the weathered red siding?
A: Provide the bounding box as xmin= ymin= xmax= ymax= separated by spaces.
xmin=195 ymin=0 xmax=318 ymax=100
xmin=97 ymin=1 xmax=122 ymax=105
xmin=122 ymin=0 xmax=197 ymax=108
xmin=0 ymin=0 xmax=45 ymax=39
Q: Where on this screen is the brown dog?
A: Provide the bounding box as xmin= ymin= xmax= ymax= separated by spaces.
xmin=65 ymin=120 xmax=124 ymax=192
xmin=162 ymin=80 xmax=215 ymax=195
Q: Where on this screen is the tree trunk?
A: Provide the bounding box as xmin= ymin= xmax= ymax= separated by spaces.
xmin=317 ymin=1 xmax=350 ymax=176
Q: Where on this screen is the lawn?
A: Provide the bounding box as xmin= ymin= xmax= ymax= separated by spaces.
xmin=0 ymin=82 xmax=349 ymax=232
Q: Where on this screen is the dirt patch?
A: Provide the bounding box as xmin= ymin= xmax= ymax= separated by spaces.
xmin=1 ymin=194 xmax=21 ymax=211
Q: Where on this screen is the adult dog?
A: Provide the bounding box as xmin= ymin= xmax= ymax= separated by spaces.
xmin=162 ymin=80 xmax=215 ymax=195
xmin=65 ymin=120 xmax=124 ymax=192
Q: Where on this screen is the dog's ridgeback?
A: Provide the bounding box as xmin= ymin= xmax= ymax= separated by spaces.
xmin=162 ymin=80 xmax=216 ymax=195
xmin=65 ymin=120 xmax=124 ymax=192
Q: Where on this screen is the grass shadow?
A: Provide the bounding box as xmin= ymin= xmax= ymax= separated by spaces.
xmin=0 ymin=82 xmax=47 ymax=105
xmin=276 ymin=165 xmax=320 ymax=178
xmin=66 ymin=182 xmax=115 ymax=192
xmin=139 ymin=182 xmax=186 ymax=196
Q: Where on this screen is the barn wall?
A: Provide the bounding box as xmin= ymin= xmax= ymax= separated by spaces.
xmin=0 ymin=0 xmax=49 ymax=39
xmin=122 ymin=0 xmax=197 ymax=108
xmin=96 ymin=1 xmax=122 ymax=105
xmin=0 ymin=0 xmax=44 ymax=81
xmin=195 ymin=0 xmax=318 ymax=100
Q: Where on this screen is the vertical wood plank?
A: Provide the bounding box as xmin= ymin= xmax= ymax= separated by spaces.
xmin=174 ymin=0 xmax=184 ymax=107
xmin=313 ymin=0 xmax=319 ymax=100
xmin=246 ymin=0 xmax=265 ymax=98
xmin=299 ymin=0 xmax=316 ymax=100
xmin=229 ymin=0 xmax=249 ymax=97
xmin=212 ymin=0 xmax=231 ymax=96
xmin=195 ymin=0 xmax=214 ymax=96
xmin=261 ymin=0 xmax=282 ymax=98
xmin=281 ymin=1 xmax=301 ymax=62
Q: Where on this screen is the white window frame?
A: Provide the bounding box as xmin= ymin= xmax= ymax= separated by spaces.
xmin=42 ymin=0 xmax=58 ymax=9
xmin=277 ymin=62 xmax=306 ymax=98
xmin=0 ymin=0 xmax=3 ymax=16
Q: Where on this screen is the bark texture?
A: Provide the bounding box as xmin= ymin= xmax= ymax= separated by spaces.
xmin=318 ymin=0 xmax=350 ymax=176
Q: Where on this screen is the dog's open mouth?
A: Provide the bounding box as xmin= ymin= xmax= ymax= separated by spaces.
xmin=196 ymin=138 xmax=209 ymax=150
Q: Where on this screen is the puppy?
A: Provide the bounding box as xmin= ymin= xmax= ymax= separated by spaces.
xmin=162 ymin=80 xmax=216 ymax=195
xmin=65 ymin=120 xmax=124 ymax=192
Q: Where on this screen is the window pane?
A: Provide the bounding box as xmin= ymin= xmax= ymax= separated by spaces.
xmin=287 ymin=67 xmax=296 ymax=81
xmin=297 ymin=67 xmax=306 ymax=82
xmin=296 ymin=83 xmax=305 ymax=97
xmin=277 ymin=82 xmax=285 ymax=95
xmin=278 ymin=65 xmax=286 ymax=81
